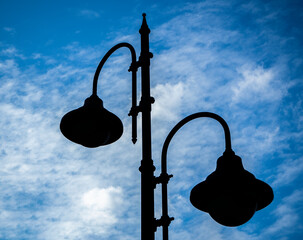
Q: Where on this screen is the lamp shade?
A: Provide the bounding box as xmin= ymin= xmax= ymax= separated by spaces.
xmin=60 ymin=94 xmax=123 ymax=148
xmin=190 ymin=150 xmax=273 ymax=227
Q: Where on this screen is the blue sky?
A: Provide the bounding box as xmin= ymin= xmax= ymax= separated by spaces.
xmin=0 ymin=0 xmax=302 ymax=239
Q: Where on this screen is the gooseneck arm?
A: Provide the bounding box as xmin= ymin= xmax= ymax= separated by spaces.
xmin=92 ymin=42 xmax=137 ymax=95
xmin=159 ymin=112 xmax=232 ymax=240
xmin=92 ymin=42 xmax=138 ymax=143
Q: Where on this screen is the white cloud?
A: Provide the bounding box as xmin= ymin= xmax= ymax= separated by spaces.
xmin=63 ymin=42 xmax=103 ymax=63
xmin=232 ymin=65 xmax=284 ymax=103
xmin=0 ymin=59 xmax=21 ymax=77
xmin=3 ymin=27 xmax=16 ymax=34
xmin=1 ymin=47 xmax=25 ymax=59
xmin=152 ymin=82 xmax=185 ymax=121
xmin=79 ymin=9 xmax=100 ymax=19
xmin=81 ymin=187 xmax=123 ymax=222
xmin=38 ymin=187 xmax=125 ymax=239
xmin=272 ymin=156 xmax=303 ymax=187
xmin=0 ymin=51 xmax=142 ymax=239
xmin=265 ymin=190 xmax=303 ymax=235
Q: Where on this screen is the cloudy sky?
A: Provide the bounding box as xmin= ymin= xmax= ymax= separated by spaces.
xmin=0 ymin=0 xmax=302 ymax=239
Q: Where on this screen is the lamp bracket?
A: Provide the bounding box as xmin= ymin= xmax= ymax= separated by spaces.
xmin=128 ymin=97 xmax=155 ymax=117
xmin=155 ymin=173 xmax=173 ymax=186
xmin=128 ymin=60 xmax=141 ymax=72
xmin=154 ymin=215 xmax=174 ymax=231
xmin=128 ymin=105 xmax=141 ymax=117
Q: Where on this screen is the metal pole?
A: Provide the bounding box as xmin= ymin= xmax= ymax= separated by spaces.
xmin=138 ymin=14 xmax=155 ymax=240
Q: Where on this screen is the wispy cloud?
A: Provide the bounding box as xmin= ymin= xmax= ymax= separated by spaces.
xmin=78 ymin=9 xmax=100 ymax=19
xmin=3 ymin=27 xmax=16 ymax=34
xmin=272 ymin=156 xmax=303 ymax=187
xmin=265 ymin=190 xmax=303 ymax=236
xmin=1 ymin=46 xmax=25 ymax=59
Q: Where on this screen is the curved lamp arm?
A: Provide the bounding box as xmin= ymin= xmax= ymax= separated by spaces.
xmin=92 ymin=42 xmax=137 ymax=95
xmin=92 ymin=42 xmax=139 ymax=143
xmin=159 ymin=112 xmax=232 ymax=240
xmin=162 ymin=112 xmax=232 ymax=173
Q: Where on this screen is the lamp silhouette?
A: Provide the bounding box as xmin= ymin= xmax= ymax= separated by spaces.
xmin=159 ymin=112 xmax=273 ymax=239
xmin=60 ymin=43 xmax=137 ymax=147
xmin=190 ymin=150 xmax=273 ymax=227
xmin=60 ymin=94 xmax=123 ymax=147
xmin=60 ymin=14 xmax=274 ymax=240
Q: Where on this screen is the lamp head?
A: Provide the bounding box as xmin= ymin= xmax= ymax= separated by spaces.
xmin=60 ymin=94 xmax=123 ymax=148
xmin=190 ymin=150 xmax=273 ymax=227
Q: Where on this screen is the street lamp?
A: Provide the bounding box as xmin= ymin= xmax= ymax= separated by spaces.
xmin=60 ymin=14 xmax=273 ymax=240
xmin=159 ymin=112 xmax=273 ymax=240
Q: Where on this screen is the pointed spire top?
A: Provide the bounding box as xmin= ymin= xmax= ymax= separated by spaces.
xmin=139 ymin=13 xmax=150 ymax=34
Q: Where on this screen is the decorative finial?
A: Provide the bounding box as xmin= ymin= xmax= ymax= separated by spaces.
xmin=139 ymin=13 xmax=150 ymax=34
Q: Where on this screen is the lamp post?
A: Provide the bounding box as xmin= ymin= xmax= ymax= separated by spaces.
xmin=60 ymin=14 xmax=273 ymax=240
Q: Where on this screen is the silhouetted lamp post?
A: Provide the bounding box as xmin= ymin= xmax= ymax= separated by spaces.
xmin=60 ymin=14 xmax=273 ymax=240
